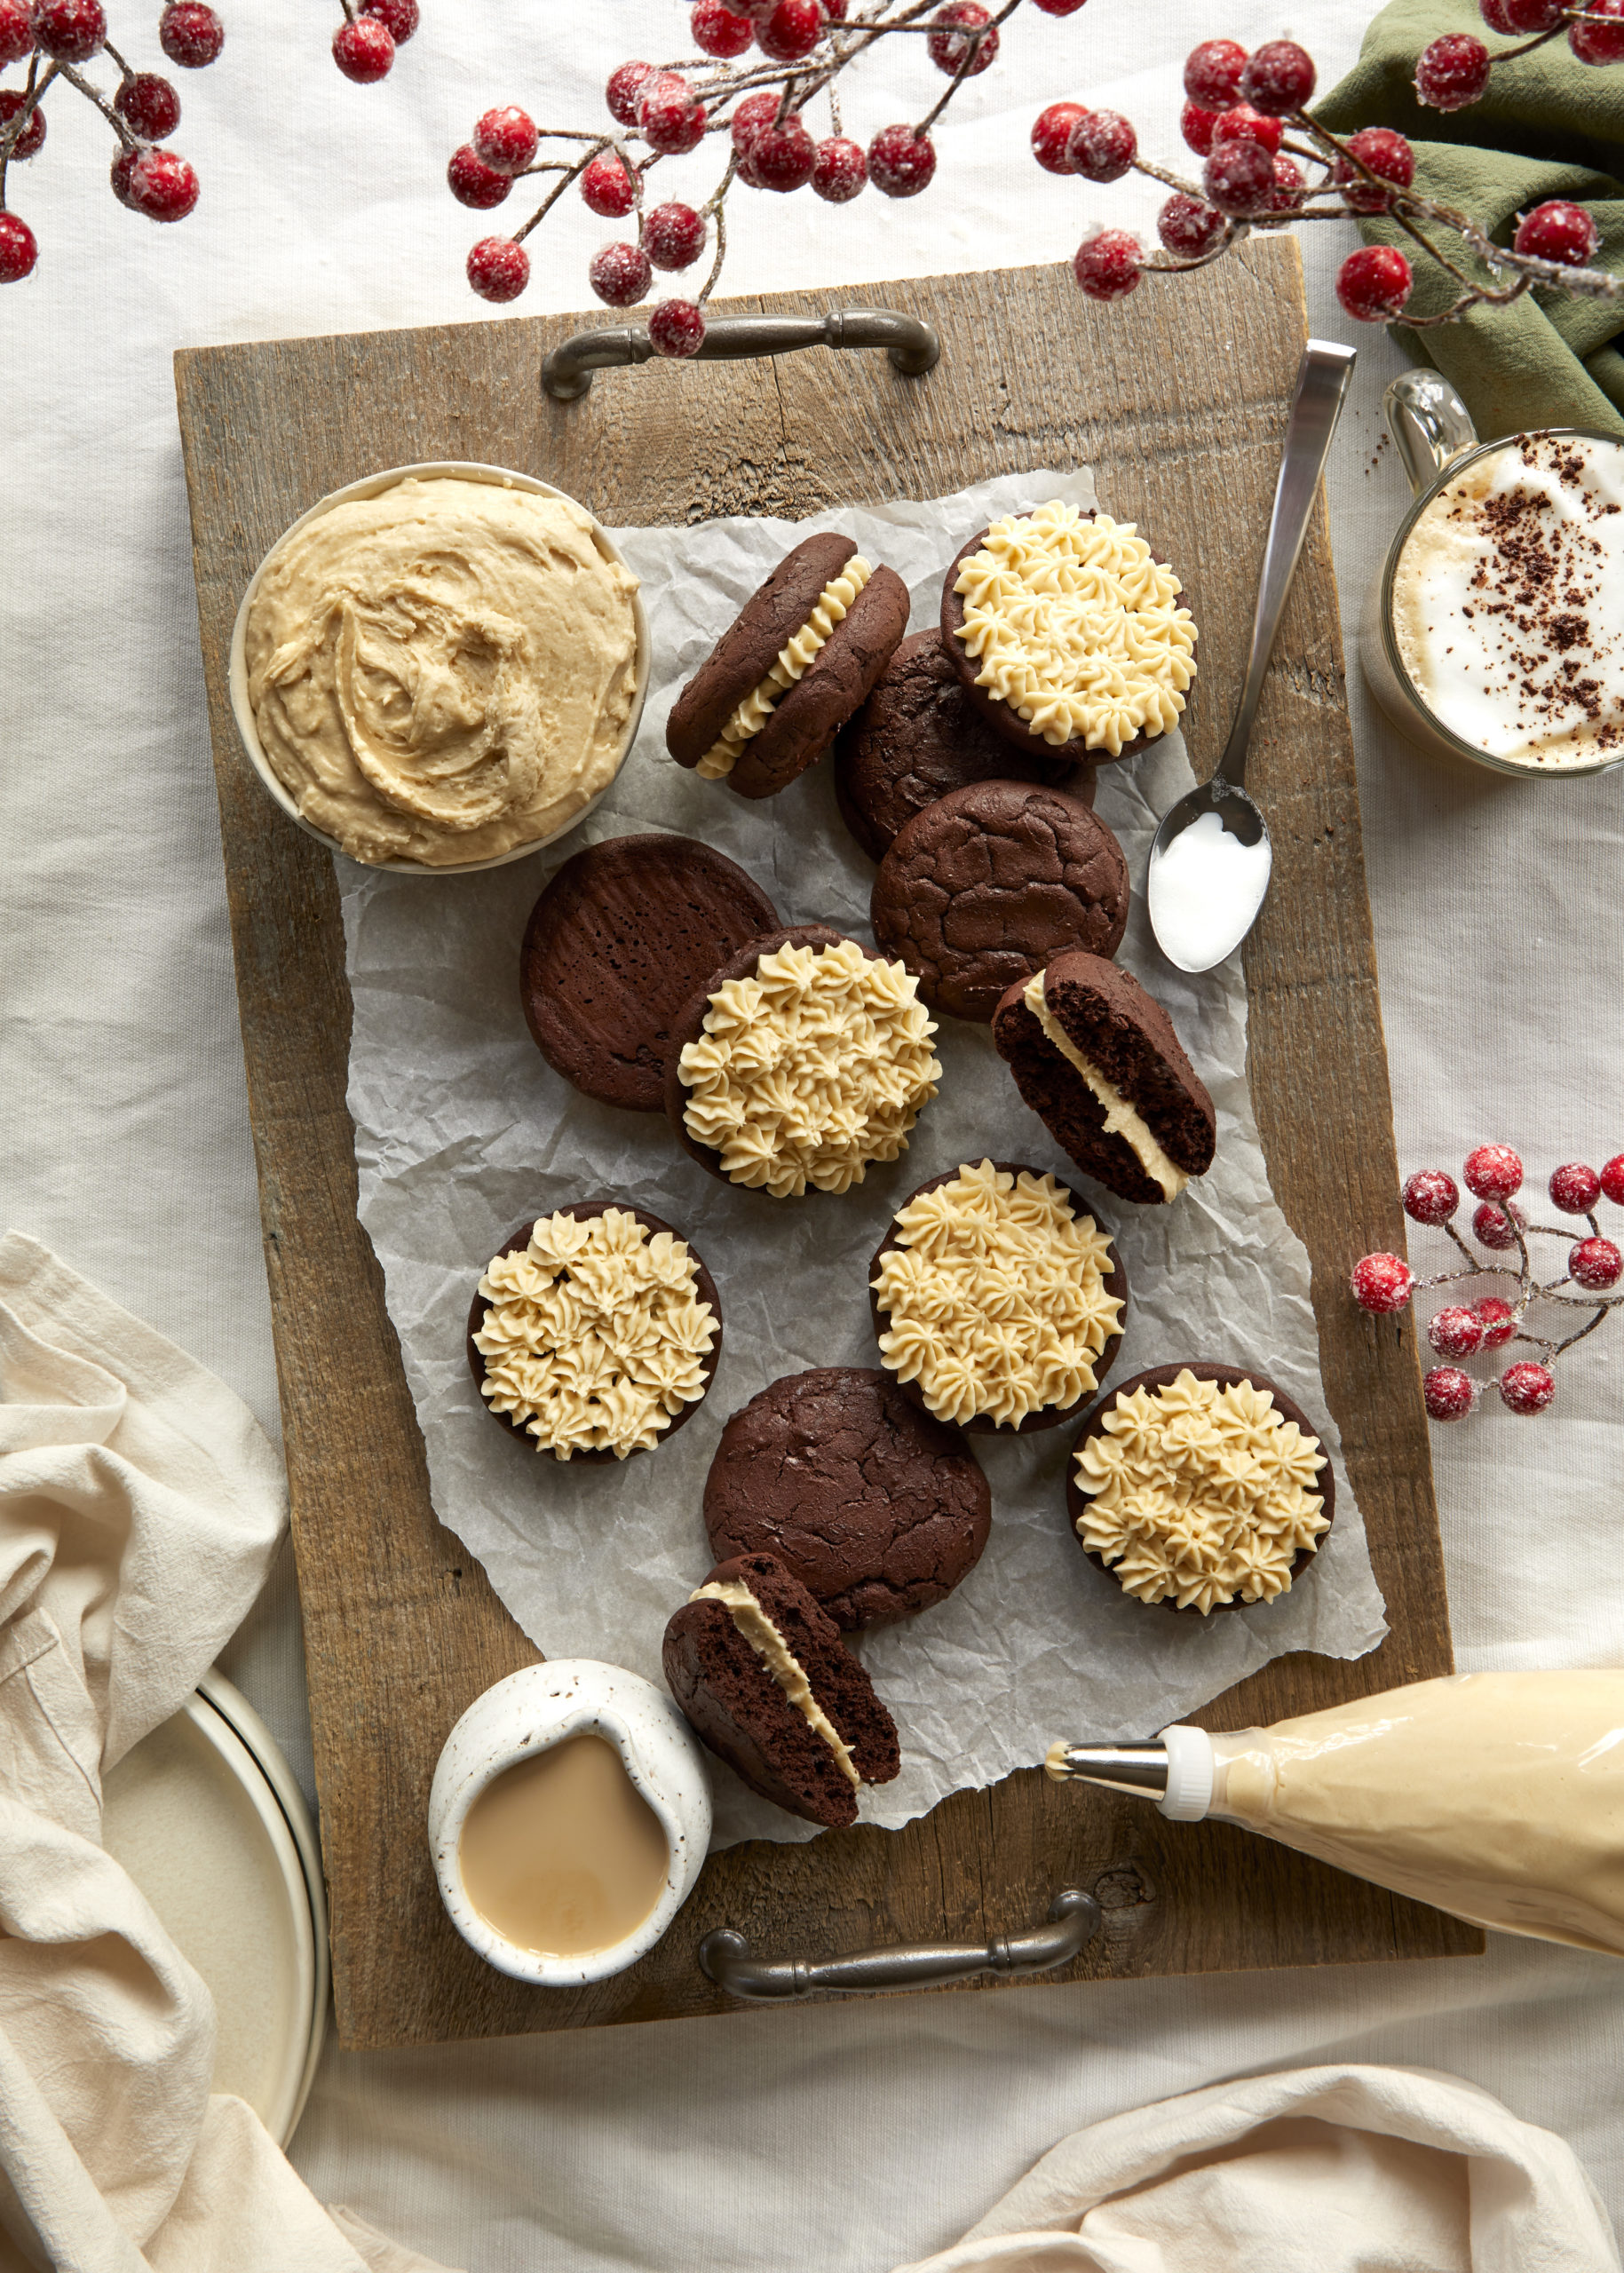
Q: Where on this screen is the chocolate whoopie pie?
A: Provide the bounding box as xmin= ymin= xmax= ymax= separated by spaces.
xmin=703 ymin=1366 xmax=991 ymax=1629
xmin=870 ymin=780 xmax=1129 ymax=1022
xmin=868 ymin=1159 xmax=1128 ymax=1437
xmin=662 ymin=1551 xmax=901 ymax=1828
xmin=468 ymin=1203 xmax=722 ymax=1464
xmin=1066 ymin=1362 xmax=1335 ymax=1616
xmin=833 ymin=630 xmax=1091 ymax=864
xmin=667 ymin=533 xmax=909 ymax=800
xmin=521 ymin=835 xmax=779 ymax=1112
xmin=991 ymin=950 xmax=1216 ymax=1207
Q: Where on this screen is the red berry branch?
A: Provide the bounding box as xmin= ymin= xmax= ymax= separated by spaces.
xmin=1351 ymin=1145 xmax=1624 ymax=1422
xmin=448 ymin=0 xmax=1083 ymax=343
xmin=1038 ymin=18 xmax=1623 ymax=324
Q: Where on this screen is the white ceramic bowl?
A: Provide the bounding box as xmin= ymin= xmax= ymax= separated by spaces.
xmin=428 ymin=1660 xmax=711 ymax=1987
xmin=228 ymin=460 xmax=651 ymax=876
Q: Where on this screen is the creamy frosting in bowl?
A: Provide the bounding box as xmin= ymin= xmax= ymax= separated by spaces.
xmin=231 ymin=463 xmax=647 ymax=872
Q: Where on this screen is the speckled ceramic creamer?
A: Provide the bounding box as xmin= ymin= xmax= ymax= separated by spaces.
xmin=428 ymin=1660 xmax=712 ymax=1987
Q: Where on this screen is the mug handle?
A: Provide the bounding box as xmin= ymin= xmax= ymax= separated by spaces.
xmin=1384 ymin=369 xmax=1478 ymax=497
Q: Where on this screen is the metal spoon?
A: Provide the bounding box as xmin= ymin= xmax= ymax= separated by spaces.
xmin=1147 ymin=338 xmax=1357 ymax=974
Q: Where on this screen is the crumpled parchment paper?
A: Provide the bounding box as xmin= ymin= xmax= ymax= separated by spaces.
xmin=339 ymin=465 xmax=1389 ymax=1850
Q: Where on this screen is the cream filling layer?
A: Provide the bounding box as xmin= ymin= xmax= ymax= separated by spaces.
xmin=1023 ymin=973 xmax=1188 ymax=1203
xmin=697 ymin=555 xmax=874 ymax=779
xmin=691 ymin=1580 xmax=861 ymax=1786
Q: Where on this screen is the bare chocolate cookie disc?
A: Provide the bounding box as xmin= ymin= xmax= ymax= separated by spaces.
xmin=834 ymin=630 xmax=1091 ymax=864
xmin=703 ymin=1366 xmax=991 ymax=1629
xmin=870 ymin=778 xmax=1129 ymax=1023
xmin=521 ymin=834 xmax=778 ymax=1113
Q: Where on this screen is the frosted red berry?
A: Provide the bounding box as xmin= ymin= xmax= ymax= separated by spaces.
xmin=158 ymin=1 xmax=220 ymax=66
xmin=1463 ymin=1144 xmax=1524 ymax=1202
xmin=1210 ymin=104 xmax=1282 ymax=154
xmin=749 ymin=116 xmax=816 ymax=192
xmin=1032 ymin=100 xmax=1086 ymax=174
xmin=1180 ymin=100 xmax=1220 ymax=156
xmin=1351 ymin=1251 xmax=1415 ymax=1314
xmin=1475 ymin=1296 xmax=1517 ymax=1349
xmin=1072 ymin=228 xmax=1142 ymax=302
xmin=1404 ymin=1169 xmax=1460 ymax=1226
xmin=114 ymin=74 xmax=180 ymax=142
xmin=581 ymin=153 xmax=637 ymax=219
xmin=0 ymin=0 xmax=31 ymax=65
xmin=1336 ymin=244 xmax=1413 ymax=321
xmin=1424 ymin=1366 xmax=1477 ymax=1422
xmin=1499 ymin=1361 xmax=1555 ymax=1415
xmin=1335 ymin=126 xmax=1414 ymax=214
xmin=110 ymin=145 xmax=137 ymax=205
xmin=589 ymin=240 xmax=652 ymax=308
xmin=692 ymin=0 xmax=755 ymax=58
xmin=0 ymin=89 xmax=44 ymax=158
xmin=732 ymin=91 xmax=781 ymax=153
xmin=122 ymin=144 xmax=198 ymax=220
xmin=927 ymin=3 xmax=999 ymax=77
xmin=1428 ymin=1304 xmax=1485 ymax=1359
xmin=474 ymin=106 xmax=538 ymax=176
xmin=1202 ymin=138 xmax=1276 ymax=218
xmin=644 ymin=201 xmax=706 ymax=271
xmin=1067 ymin=109 xmax=1137 ymax=184
xmin=1479 ymin=0 xmax=1519 ymax=29
xmin=448 ymin=146 xmax=511 ymax=210
xmin=0 ymin=209 xmax=36 ymax=281
xmin=1158 ymin=193 xmax=1227 ymax=259
xmin=1032 ymin=0 xmax=1088 ymax=11
xmin=363 ymin=0 xmax=418 ymax=39
xmin=1514 ymin=200 xmax=1597 ymax=266
xmin=757 ymin=0 xmax=825 ymax=63
xmin=1570 ymin=1237 xmax=1623 ymax=1291
xmin=1549 ymin=1163 xmax=1601 ymax=1215
xmin=1184 ymin=39 xmax=1248 ymax=108
xmin=726 ymin=0 xmax=780 ymax=16
xmin=1240 ymin=39 xmax=1316 ymax=115
xmin=1495 ymin=0 xmax=1565 ymax=24
xmin=1414 ymin=33 xmax=1491 ymax=107
xmin=606 ymin=62 xmax=655 ymax=127
xmin=1473 ymin=1199 xmax=1526 ymax=1251
xmin=640 ymin=79 xmax=707 ymax=156
xmin=1599 ymin=1155 xmax=1624 ymax=1206
xmin=649 ymin=298 xmax=706 ymax=358
xmin=333 ymin=17 xmax=394 ymax=83
xmin=812 ymin=137 xmax=867 ymax=202
xmin=1571 ymin=0 xmax=1624 ymax=63
xmin=868 ymin=124 xmax=936 ymax=199
xmin=466 ymin=236 xmax=529 ymax=304
xmin=29 ymin=0 xmax=102 ymax=59
xmin=1269 ymin=154 xmax=1305 ymax=212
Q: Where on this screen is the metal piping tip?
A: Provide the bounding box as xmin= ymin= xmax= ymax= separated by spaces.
xmin=1044 ymin=1740 xmax=1169 ymax=1799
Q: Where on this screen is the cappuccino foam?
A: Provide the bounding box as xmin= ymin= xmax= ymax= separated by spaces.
xmin=1390 ymin=431 xmax=1624 ymax=770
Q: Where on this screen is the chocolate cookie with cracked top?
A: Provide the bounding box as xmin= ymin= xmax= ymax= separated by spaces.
xmin=834 ymin=630 xmax=1091 ymax=864
xmin=991 ymin=950 xmax=1215 ymax=1207
xmin=667 ymin=534 xmax=910 ymax=800
xmin=703 ymin=1366 xmax=991 ymax=1629
xmin=939 ymin=514 xmax=1162 ymax=770
xmin=521 ymin=834 xmax=779 ymax=1112
xmin=468 ymin=1203 xmax=722 ymax=1464
xmin=662 ymin=1551 xmax=901 ymax=1828
xmin=870 ymin=778 xmax=1129 ymax=1022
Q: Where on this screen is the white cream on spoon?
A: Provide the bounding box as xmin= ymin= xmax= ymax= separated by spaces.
xmin=1147 ymin=808 xmax=1273 ymax=971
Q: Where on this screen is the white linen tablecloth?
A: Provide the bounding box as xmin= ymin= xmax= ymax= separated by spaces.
xmin=4 ymin=4 xmax=1623 ymax=2266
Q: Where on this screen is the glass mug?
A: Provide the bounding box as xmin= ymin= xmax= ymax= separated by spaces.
xmin=1359 ymin=370 xmax=1624 ymax=780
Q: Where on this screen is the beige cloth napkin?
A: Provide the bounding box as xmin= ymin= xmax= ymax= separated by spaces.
xmin=0 ymin=1232 xmax=457 ymax=2273
xmin=893 ymin=2062 xmax=1620 ymax=2272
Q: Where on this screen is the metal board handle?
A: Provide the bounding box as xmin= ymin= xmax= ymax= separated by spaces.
xmin=698 ymin=1888 xmax=1100 ymax=2002
xmin=542 ymin=306 xmax=940 ymax=401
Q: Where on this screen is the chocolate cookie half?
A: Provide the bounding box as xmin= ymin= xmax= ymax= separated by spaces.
xmin=468 ymin=1203 xmax=721 ymax=1463
xmin=869 ymin=1158 xmax=1127 ymax=1437
xmin=521 ymin=834 xmax=779 ymax=1112
xmin=833 ymin=630 xmax=1090 ymax=863
xmin=870 ymin=779 xmax=1129 ymax=1023
xmin=1066 ymin=1362 xmax=1334 ymax=1615
xmin=704 ymin=1366 xmax=991 ymax=1629
xmin=668 ymin=534 xmax=909 ymax=799
xmin=992 ymin=950 xmax=1216 ymax=1207
xmin=939 ymin=503 xmax=1196 ymax=767
xmin=662 ymin=1552 xmax=901 ymax=1828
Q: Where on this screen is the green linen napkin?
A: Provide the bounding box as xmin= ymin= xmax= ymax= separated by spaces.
xmin=1317 ymin=0 xmax=1624 ymax=439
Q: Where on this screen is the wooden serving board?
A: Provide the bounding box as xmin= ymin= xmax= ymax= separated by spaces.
xmin=175 ymin=239 xmax=1480 ymax=2054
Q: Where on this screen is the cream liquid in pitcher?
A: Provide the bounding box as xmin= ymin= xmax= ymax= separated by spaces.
xmin=458 ymin=1733 xmax=669 ymax=1956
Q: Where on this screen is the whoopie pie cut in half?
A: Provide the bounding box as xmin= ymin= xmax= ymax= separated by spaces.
xmin=662 ymin=1552 xmax=901 ymax=1828
xmin=992 ymin=951 xmax=1215 ymax=1208
xmin=667 ymin=532 xmax=910 ymax=799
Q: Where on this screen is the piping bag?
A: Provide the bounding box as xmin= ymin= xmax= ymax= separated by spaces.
xmin=1049 ymin=1670 xmax=1624 ymax=1955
